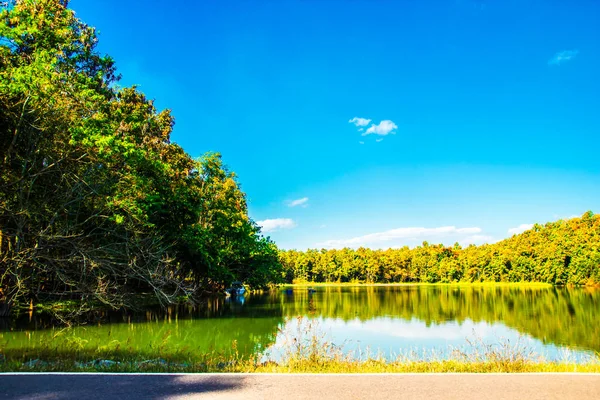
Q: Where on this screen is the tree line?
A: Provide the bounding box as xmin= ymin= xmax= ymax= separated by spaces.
xmin=279 ymin=212 xmax=600 ymax=285
xmin=0 ymin=0 xmax=281 ymax=317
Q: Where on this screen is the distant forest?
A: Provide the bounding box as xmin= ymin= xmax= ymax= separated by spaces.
xmin=279 ymin=212 xmax=600 ymax=285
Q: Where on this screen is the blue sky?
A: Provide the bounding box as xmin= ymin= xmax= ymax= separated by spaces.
xmin=70 ymin=0 xmax=600 ymax=250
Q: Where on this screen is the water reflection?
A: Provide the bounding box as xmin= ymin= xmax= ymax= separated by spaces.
xmin=225 ymin=295 xmax=246 ymax=306
xmin=265 ymin=316 xmax=596 ymax=363
xmin=276 ymin=286 xmax=600 ymax=354
xmin=1 ymin=286 xmax=599 ymax=362
xmin=1 ymin=295 xmax=284 ymax=360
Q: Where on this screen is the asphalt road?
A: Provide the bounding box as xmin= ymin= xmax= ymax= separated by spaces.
xmin=1 ymin=373 xmax=600 ymax=400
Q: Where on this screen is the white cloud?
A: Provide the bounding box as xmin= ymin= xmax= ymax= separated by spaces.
xmin=363 ymin=120 xmax=398 ymax=136
xmin=462 ymin=235 xmax=495 ymax=245
xmin=258 ymin=218 xmax=296 ymax=233
xmin=507 ymin=224 xmax=533 ymax=235
xmin=288 ymin=197 xmax=309 ymax=208
xmin=343 ymin=318 xmax=501 ymax=341
xmin=349 ymin=117 xmax=371 ymax=127
xmin=548 ymin=50 xmax=579 ymax=66
xmin=375 ymin=138 xmax=384 ymax=142
xmin=359 ymin=141 xmax=365 ymax=145
xmin=316 ymin=226 xmax=485 ymax=249
xmin=554 ymin=214 xmax=581 ymax=220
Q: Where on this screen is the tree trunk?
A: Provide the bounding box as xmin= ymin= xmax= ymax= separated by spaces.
xmin=0 ymin=302 xmax=11 ymax=318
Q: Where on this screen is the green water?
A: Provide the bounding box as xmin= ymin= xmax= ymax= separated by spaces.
xmin=1 ymin=286 xmax=599 ymax=362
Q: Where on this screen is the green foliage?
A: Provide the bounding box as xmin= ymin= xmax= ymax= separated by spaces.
xmin=279 ymin=213 xmax=600 ymax=286
xmin=0 ymin=0 xmax=281 ymax=316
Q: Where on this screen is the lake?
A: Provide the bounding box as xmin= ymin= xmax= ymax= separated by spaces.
xmin=1 ymin=285 xmax=599 ymax=363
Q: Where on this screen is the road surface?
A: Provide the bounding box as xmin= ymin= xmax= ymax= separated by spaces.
xmin=1 ymin=373 xmax=599 ymax=399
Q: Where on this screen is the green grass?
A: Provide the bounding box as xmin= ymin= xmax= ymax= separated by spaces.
xmin=1 ymin=351 xmax=598 ymax=373
xmin=2 ymin=358 xmax=599 ymax=374
xmin=251 ymin=360 xmax=600 ymax=373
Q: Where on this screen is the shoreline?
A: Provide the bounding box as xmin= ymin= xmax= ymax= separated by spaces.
xmin=1 ymin=359 xmax=599 ymax=374
xmin=280 ymin=282 xmax=555 ymax=288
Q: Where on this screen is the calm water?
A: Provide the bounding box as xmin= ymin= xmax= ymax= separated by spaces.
xmin=1 ymin=286 xmax=599 ymax=362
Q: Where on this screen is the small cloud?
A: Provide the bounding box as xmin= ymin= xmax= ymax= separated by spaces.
xmin=507 ymin=224 xmax=533 ymax=235
xmin=548 ymin=50 xmax=579 ymax=66
xmin=349 ymin=117 xmax=372 ymax=127
xmin=358 ymin=128 xmax=364 ymax=132
xmin=363 ymin=120 xmax=398 ymax=136
xmin=359 ymin=141 xmax=365 ymax=145
xmin=375 ymin=138 xmax=384 ymax=142
xmin=288 ymin=197 xmax=309 ymax=208
xmin=257 ymin=218 xmax=296 ymax=233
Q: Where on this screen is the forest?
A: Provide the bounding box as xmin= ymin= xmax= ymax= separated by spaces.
xmin=0 ymin=0 xmax=281 ymax=317
xmin=279 ymin=212 xmax=600 ymax=285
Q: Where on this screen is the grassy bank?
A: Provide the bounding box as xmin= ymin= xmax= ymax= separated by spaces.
xmin=1 ymin=350 xmax=598 ymax=373
xmin=2 ymin=359 xmax=599 ymax=374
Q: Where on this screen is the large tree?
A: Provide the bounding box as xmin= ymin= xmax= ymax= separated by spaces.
xmin=0 ymin=0 xmax=281 ymax=317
